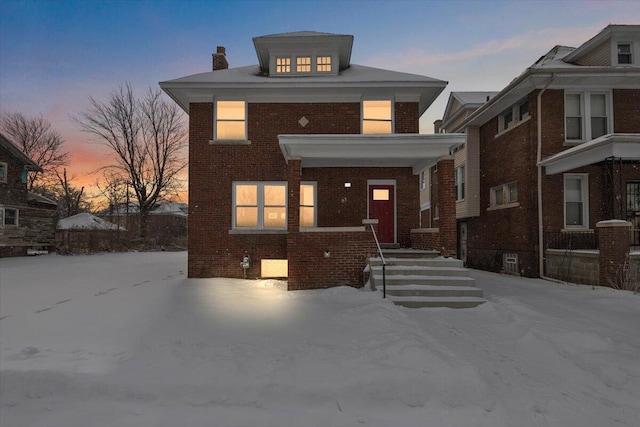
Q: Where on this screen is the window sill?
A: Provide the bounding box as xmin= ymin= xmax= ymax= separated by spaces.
xmin=210 ymin=139 xmax=251 ymax=145
xmin=495 ymin=116 xmax=531 ymax=139
xmin=228 ymin=229 xmax=287 ymax=235
xmin=563 ymin=140 xmax=585 ymax=147
xmin=561 ymin=228 xmax=594 ymax=233
xmin=487 ymin=202 xmax=520 ymax=212
xmin=456 ymin=199 xmax=465 ymax=204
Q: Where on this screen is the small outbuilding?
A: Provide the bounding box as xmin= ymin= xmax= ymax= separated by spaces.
xmin=56 ymin=212 xmax=126 ymax=253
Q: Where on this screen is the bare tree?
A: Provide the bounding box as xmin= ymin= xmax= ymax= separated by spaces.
xmin=1 ymin=112 xmax=70 ymax=189
xmin=75 ymin=83 xmax=187 ymax=238
xmin=32 ymin=168 xmax=91 ymax=218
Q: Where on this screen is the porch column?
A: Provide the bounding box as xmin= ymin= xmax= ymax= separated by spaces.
xmin=437 ymin=156 xmax=457 ymax=258
xmin=287 ymin=159 xmax=301 ymax=290
xmin=597 ymin=220 xmax=631 ymax=287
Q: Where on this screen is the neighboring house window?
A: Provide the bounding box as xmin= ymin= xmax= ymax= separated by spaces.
xmin=362 ymin=100 xmax=392 ymax=134
xmin=296 ymin=56 xmax=311 ymax=72
xmin=455 ymin=166 xmax=465 ymax=201
xmin=617 ymin=43 xmax=632 ymax=64
xmin=0 ymin=162 xmax=7 ymax=183
xmin=498 ymin=98 xmax=529 ymax=132
xmin=317 ymin=56 xmax=331 ymax=72
xmin=565 ymin=92 xmax=610 ymax=142
xmin=627 ymin=181 xmax=640 ymax=219
xmin=300 ymin=182 xmax=316 ymax=227
xmin=2 ymin=208 xmax=18 ymax=226
xmin=233 ymin=182 xmax=287 ymax=229
xmin=216 ymin=100 xmax=246 ymax=140
xmin=490 ymin=182 xmax=517 ymax=206
xmin=420 ymin=170 xmax=427 ymax=191
xmin=564 ymin=174 xmax=589 ymax=228
xmin=276 ymin=57 xmax=291 ymax=73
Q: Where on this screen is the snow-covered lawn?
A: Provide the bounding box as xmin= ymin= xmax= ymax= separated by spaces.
xmin=1 ymin=252 xmax=638 ymax=427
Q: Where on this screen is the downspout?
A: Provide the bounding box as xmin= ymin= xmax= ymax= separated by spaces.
xmin=537 ymin=73 xmax=561 ymax=282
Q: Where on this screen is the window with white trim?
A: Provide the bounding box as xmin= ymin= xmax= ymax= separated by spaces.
xmin=498 ymin=98 xmax=529 ymax=132
xmin=300 ymin=182 xmax=316 ymax=227
xmin=2 ymin=207 xmax=18 ymax=226
xmin=420 ymin=170 xmax=427 ymax=191
xmin=215 ymin=101 xmax=246 ymax=140
xmin=276 ymin=57 xmax=291 ymax=73
xmin=317 ymin=56 xmax=331 ymax=72
xmin=455 ymin=165 xmax=465 ymax=201
xmin=564 ymin=174 xmax=589 ymax=228
xmin=0 ymin=162 xmax=7 ymax=183
xmin=362 ymin=100 xmax=392 ymax=134
xmin=490 ymin=182 xmax=517 ymax=207
xmin=296 ymin=56 xmax=311 ymax=72
xmin=233 ymin=182 xmax=287 ymax=229
xmin=565 ymin=91 xmax=610 ymax=142
xmin=617 ymin=43 xmax=632 ymax=64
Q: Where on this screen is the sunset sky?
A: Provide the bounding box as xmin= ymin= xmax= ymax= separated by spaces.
xmin=0 ymin=0 xmax=635 ymax=202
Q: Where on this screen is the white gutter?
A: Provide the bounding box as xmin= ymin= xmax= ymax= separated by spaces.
xmin=537 ymin=74 xmax=559 ymax=282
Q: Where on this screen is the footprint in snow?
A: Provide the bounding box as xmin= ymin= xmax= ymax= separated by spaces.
xmin=95 ymin=287 xmax=117 ymax=296
xmin=36 ymin=307 xmax=53 ymax=313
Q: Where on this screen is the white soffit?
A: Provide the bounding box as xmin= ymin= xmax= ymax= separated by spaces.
xmin=279 ymin=134 xmax=465 ymax=172
xmin=539 ymin=134 xmax=640 ymax=175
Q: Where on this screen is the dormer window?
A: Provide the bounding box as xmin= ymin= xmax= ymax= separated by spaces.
xmin=317 ymin=56 xmax=331 ymax=72
xmin=276 ymin=57 xmax=291 ymax=73
xmin=617 ymin=43 xmax=632 ymax=64
xmin=296 ymin=57 xmax=311 ymax=72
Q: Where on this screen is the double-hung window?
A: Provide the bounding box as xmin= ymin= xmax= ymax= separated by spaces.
xmin=490 ymin=182 xmax=517 ymax=207
xmin=362 ymin=100 xmax=392 ymax=134
xmin=234 ymin=183 xmax=287 ymax=229
xmin=0 ymin=162 xmax=7 ymax=183
xmin=455 ymin=166 xmax=465 ymax=201
xmin=565 ymin=92 xmax=610 ymax=142
xmin=564 ymin=174 xmax=589 ymax=228
xmin=215 ymin=101 xmax=246 ymax=140
xmin=617 ymin=43 xmax=632 ymax=64
xmin=1 ymin=207 xmax=18 ymax=226
xmin=300 ymin=182 xmax=317 ymax=227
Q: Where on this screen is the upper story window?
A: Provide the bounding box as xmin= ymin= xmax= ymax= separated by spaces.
xmin=296 ymin=57 xmax=311 ymax=72
xmin=1 ymin=207 xmax=18 ymax=226
xmin=215 ymin=100 xmax=246 ymax=140
xmin=420 ymin=170 xmax=427 ymax=191
xmin=490 ymin=182 xmax=517 ymax=207
xmin=498 ymin=98 xmax=529 ymax=133
xmin=565 ymin=92 xmax=610 ymax=142
xmin=317 ymin=56 xmax=331 ymax=72
xmin=0 ymin=162 xmax=7 ymax=183
xmin=617 ymin=43 xmax=633 ymax=64
xmin=362 ymin=100 xmax=392 ymax=134
xmin=276 ymin=57 xmax=291 ymax=73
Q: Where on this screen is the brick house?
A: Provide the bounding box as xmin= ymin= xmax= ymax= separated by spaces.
xmin=160 ymin=31 xmax=464 ymax=290
xmin=432 ymin=25 xmax=640 ymax=284
xmin=0 ymin=133 xmax=57 ymax=257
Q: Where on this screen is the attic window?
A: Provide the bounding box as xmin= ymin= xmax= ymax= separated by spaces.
xmin=296 ymin=57 xmax=311 ymax=72
xmin=317 ymin=56 xmax=331 ymax=72
xmin=617 ymin=43 xmax=632 ymax=65
xmin=276 ymin=57 xmax=291 ymax=73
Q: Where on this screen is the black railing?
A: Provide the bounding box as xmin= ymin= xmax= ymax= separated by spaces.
xmin=545 ymin=231 xmax=598 ymax=250
xmin=369 ymin=224 xmax=386 ymax=298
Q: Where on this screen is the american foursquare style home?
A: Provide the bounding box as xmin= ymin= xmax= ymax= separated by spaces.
xmin=160 ymin=31 xmax=476 ymax=301
xmin=423 ymin=25 xmax=640 ymax=286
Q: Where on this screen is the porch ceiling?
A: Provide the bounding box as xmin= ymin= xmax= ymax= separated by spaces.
xmin=538 ymin=133 xmax=640 ymax=175
xmin=278 ymin=134 xmax=466 ymax=173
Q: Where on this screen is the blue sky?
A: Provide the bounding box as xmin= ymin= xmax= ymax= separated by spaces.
xmin=0 ymin=0 xmax=636 ymax=192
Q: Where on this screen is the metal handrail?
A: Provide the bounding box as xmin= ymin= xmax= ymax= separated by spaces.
xmin=369 ymin=224 xmax=386 ymax=298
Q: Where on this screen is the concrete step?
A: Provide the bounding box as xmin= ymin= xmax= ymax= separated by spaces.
xmin=370 ymin=257 xmax=464 ymax=268
xmin=383 ymin=285 xmax=483 ymax=298
xmin=388 ymin=296 xmax=486 ymax=309
xmin=380 ymin=249 xmax=440 ymax=259
xmin=370 ymin=265 xmax=469 ymax=277
xmin=371 ymin=274 xmax=476 ymax=287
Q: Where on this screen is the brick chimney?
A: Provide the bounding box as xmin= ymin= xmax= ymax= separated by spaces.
xmin=433 ymin=119 xmax=443 ymax=134
xmin=212 ymin=46 xmax=228 ymax=71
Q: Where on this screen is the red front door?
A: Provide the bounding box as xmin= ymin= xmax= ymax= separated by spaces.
xmin=369 ymin=184 xmax=395 ymax=244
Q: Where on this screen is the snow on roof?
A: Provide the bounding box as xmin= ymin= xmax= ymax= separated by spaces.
xmin=27 ymin=191 xmax=58 ymax=206
xmin=150 ymin=202 xmax=188 ymax=217
xmin=256 ymin=30 xmax=342 ymax=38
xmin=453 ymin=91 xmax=500 ymax=105
xmin=57 ymin=213 xmax=126 ymax=231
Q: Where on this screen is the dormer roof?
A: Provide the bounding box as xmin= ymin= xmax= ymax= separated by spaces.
xmin=252 ymin=31 xmax=353 ymax=74
xmin=563 ymin=24 xmax=640 ymax=66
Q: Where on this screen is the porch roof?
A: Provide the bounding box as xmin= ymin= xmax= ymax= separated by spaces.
xmin=278 ymin=133 xmax=465 ymax=173
xmin=538 ymin=133 xmax=640 ymax=175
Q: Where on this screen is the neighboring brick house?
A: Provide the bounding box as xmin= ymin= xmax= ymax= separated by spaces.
xmin=160 ymin=31 xmax=464 ymax=289
xmin=0 ymin=134 xmax=57 ymax=257
xmin=434 ymin=25 xmax=640 ymax=283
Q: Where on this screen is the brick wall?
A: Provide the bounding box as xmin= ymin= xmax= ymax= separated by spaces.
xmin=437 ymin=157 xmax=457 ymax=257
xmin=598 ymin=220 xmax=631 ymax=287
xmin=411 ymin=228 xmax=440 ymax=251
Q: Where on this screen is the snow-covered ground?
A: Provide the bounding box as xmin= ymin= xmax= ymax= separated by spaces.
xmin=1 ymin=252 xmax=638 ymax=427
